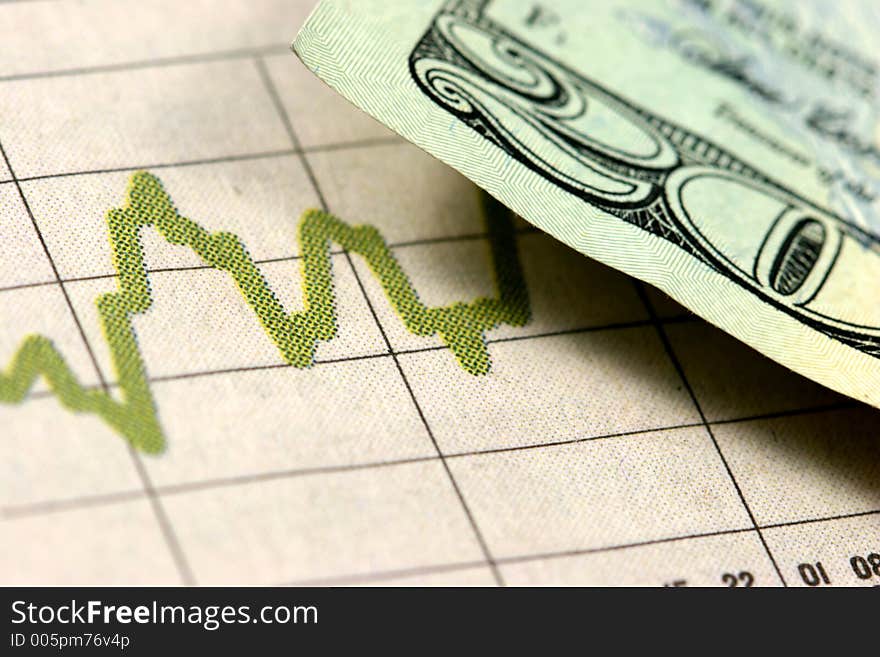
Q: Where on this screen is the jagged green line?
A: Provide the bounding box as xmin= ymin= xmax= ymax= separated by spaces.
xmin=0 ymin=172 xmax=530 ymax=454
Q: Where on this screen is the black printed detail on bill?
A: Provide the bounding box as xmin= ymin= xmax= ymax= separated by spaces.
xmin=408 ymin=0 xmax=880 ymax=358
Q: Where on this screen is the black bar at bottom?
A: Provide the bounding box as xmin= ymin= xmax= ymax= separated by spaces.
xmin=0 ymin=586 xmax=868 ymax=653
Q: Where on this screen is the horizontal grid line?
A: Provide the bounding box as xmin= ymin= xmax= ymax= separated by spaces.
xmin=495 ymin=527 xmax=758 ymax=568
xmin=760 ymin=507 xmax=880 ymax=530
xmin=7 ymin=491 xmax=875 ymax=586
xmin=286 ymin=559 xmax=492 ymax=587
xmin=0 ymin=0 xmax=61 ymax=5
xmin=0 ymin=211 xmax=533 ymax=296
xmin=136 ymin=315 xmax=693 ymax=381
xmin=0 ymin=232 xmax=526 ymax=293
xmin=1 ymin=488 xmax=147 ymax=521
xmin=0 ymin=278 xmax=57 ymax=293
xmin=709 ymin=400 xmax=859 ymax=425
xmin=0 ymin=149 xmax=295 ymax=187
xmin=36 ymin=316 xmax=693 ymax=391
xmin=499 ymin=507 xmax=880 ymax=567
xmin=283 ymin=506 xmax=880 ymax=586
xmin=1 ymin=398 xmax=864 ymax=520
xmin=0 ymin=42 xmax=291 ymax=84
xmin=444 ymin=420 xmax=706 ymax=457
xmin=0 ymin=135 xmax=404 ymax=187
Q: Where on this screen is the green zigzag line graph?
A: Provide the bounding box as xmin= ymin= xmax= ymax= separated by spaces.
xmin=0 ymin=172 xmax=531 ymax=454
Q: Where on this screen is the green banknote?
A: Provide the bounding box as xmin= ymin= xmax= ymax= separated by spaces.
xmin=293 ymin=0 xmax=880 ymax=408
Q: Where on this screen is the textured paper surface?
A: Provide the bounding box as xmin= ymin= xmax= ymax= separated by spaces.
xmin=1 ymin=0 xmax=878 ymax=586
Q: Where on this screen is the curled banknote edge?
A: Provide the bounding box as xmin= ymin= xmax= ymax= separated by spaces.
xmin=293 ymin=0 xmax=880 ymax=409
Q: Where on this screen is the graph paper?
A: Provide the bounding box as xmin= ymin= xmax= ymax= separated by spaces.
xmin=1 ymin=0 xmax=877 ymax=587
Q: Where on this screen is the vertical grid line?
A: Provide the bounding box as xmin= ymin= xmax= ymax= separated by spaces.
xmin=633 ymin=282 xmax=788 ymax=586
xmin=255 ymin=55 xmax=505 ymax=585
xmin=0 ymin=138 xmax=196 ymax=586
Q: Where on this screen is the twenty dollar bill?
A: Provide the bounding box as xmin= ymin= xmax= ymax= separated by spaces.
xmin=294 ymin=0 xmax=880 ymax=408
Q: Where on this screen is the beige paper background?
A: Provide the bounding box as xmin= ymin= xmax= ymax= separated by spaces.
xmin=0 ymin=0 xmax=877 ymax=586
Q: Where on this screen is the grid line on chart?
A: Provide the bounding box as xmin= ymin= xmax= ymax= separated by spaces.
xmin=17 ymin=316 xmax=695 ymax=393
xmin=1 ymin=399 xmax=860 ymax=521
xmin=0 ymin=226 xmax=539 ymax=295
xmin=0 ymin=138 xmax=195 ymax=585
xmin=634 ymin=282 xmax=789 ymax=587
xmin=5 ymin=464 xmax=877 ymax=586
xmin=0 ymin=134 xmax=403 ymax=187
xmin=0 ymin=42 xmax=292 ymax=85
xmin=255 ymin=54 xmax=506 ymax=586
xmin=284 ymin=505 xmax=880 ymax=586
